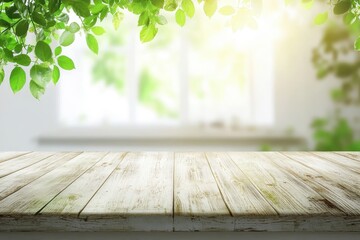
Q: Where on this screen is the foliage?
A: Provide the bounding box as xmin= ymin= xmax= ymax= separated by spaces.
xmin=311 ymin=114 xmax=360 ymax=151
xmin=312 ymin=23 xmax=360 ymax=105
xmin=1 ymin=0 xmax=360 ymax=99
xmin=311 ymin=2 xmax=360 ymax=151
xmin=138 ymin=69 xmax=178 ymax=118
xmin=0 ymin=0 xmax=264 ymax=99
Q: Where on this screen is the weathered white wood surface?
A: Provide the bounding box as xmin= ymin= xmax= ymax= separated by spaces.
xmin=0 ymin=151 xmax=359 ymax=232
xmin=174 ymin=152 xmax=232 ymax=231
xmin=0 ymin=152 xmax=80 ymax=201
xmin=0 ymin=152 xmax=29 ymax=164
xmin=0 ymin=152 xmax=54 ymax=178
xmin=228 ymin=152 xmax=342 ymax=216
xmin=0 ymin=152 xmax=106 ymax=215
xmin=81 ymin=152 xmax=174 ymax=231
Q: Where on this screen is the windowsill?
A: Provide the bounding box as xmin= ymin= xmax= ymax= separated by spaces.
xmin=37 ymin=126 xmax=305 ymax=150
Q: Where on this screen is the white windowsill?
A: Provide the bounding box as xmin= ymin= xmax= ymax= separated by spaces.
xmin=37 ymin=126 xmax=305 ymax=150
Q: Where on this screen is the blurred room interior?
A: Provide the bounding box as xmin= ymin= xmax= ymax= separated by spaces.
xmin=0 ymin=0 xmax=359 ymax=152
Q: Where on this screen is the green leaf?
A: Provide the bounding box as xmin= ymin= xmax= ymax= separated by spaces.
xmin=49 ymin=0 xmax=61 ymax=14
xmin=10 ymin=66 xmax=26 ymax=93
xmin=156 ymin=15 xmax=168 ymax=25
xmin=13 ymin=54 xmax=31 ymax=66
xmin=0 ymin=19 xmax=10 ymax=28
xmin=64 ymin=0 xmax=91 ymax=17
xmin=59 ymin=31 xmax=75 ymax=46
xmin=333 ymin=0 xmax=351 ymax=15
xmin=140 ymin=24 xmax=158 ymax=42
xmin=69 ymin=22 xmax=80 ymax=33
xmin=86 ymin=34 xmax=99 ymax=54
xmin=30 ymin=64 xmax=52 ymax=87
xmin=204 ymin=0 xmax=217 ymax=17
xmin=164 ymin=0 xmax=178 ymax=11
xmin=301 ymin=0 xmax=314 ymax=9
xmin=182 ymin=0 xmax=195 ymax=18
xmin=0 ymin=67 xmax=4 ymax=86
xmin=151 ymin=0 xmax=164 ymax=8
xmin=32 ymin=12 xmax=47 ymax=26
xmin=35 ymin=41 xmax=53 ymax=62
xmin=175 ymin=9 xmax=186 ymax=27
xmin=354 ymin=37 xmax=360 ymax=51
xmin=113 ymin=11 xmax=124 ymax=30
xmin=52 ymin=65 xmax=60 ymax=84
xmin=219 ymin=6 xmax=235 ymax=16
xmin=91 ymin=26 xmax=106 ymax=35
xmin=314 ymin=12 xmax=328 ymax=25
xmin=57 ymin=55 xmax=75 ymax=70
xmin=15 ymin=20 xmax=29 ymax=36
xmin=55 ymin=46 xmax=62 ymax=56
xmin=30 ymin=80 xmax=45 ymax=100
xmin=138 ymin=12 xmax=150 ymax=26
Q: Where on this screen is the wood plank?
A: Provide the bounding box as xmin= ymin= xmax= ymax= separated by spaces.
xmin=336 ymin=152 xmax=360 ymax=162
xmin=174 ymin=152 xmax=232 ymax=231
xmin=205 ymin=152 xmax=277 ymax=216
xmin=0 ymin=152 xmax=29 ymax=164
xmin=80 ymin=152 xmax=173 ymax=231
xmin=267 ymin=152 xmax=360 ymax=215
xmin=0 ymin=152 xmax=54 ymax=178
xmin=283 ymin=152 xmax=360 ymax=195
xmin=0 ymin=152 xmax=80 ymax=201
xmin=228 ymin=152 xmax=342 ymax=216
xmin=312 ymin=152 xmax=360 ymax=174
xmin=40 ymin=152 xmax=125 ymax=216
xmin=0 ymin=152 xmax=107 ymax=216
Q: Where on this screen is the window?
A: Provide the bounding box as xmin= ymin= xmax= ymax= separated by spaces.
xmin=59 ymin=7 xmax=276 ymax=129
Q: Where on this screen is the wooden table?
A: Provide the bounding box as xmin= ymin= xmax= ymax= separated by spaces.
xmin=0 ymin=152 xmax=359 ymax=232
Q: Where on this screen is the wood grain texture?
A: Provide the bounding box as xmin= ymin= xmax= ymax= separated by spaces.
xmin=0 ymin=152 xmax=54 ymax=178
xmin=0 ymin=152 xmax=29 ymax=164
xmin=0 ymin=152 xmax=107 ymax=216
xmin=268 ymin=152 xmax=360 ymax=215
xmin=0 ymin=152 xmax=80 ymax=201
xmin=40 ymin=152 xmax=125 ymax=216
xmin=336 ymin=152 xmax=360 ymax=162
xmin=228 ymin=152 xmax=342 ymax=216
xmin=312 ymin=152 xmax=360 ymax=174
xmin=284 ymin=152 xmax=360 ymax=196
xmin=81 ymin=152 xmax=174 ymax=231
xmin=174 ymin=152 xmax=232 ymax=231
xmin=0 ymin=151 xmax=359 ymax=232
xmin=206 ymin=152 xmax=277 ymax=216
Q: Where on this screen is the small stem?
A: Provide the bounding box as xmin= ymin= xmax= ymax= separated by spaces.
xmin=0 ymin=19 xmax=21 ymax=36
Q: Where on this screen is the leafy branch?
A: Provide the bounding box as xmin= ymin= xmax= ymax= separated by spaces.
xmin=0 ymin=0 xmax=359 ymax=99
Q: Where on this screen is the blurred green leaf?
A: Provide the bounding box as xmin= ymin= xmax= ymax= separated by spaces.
xmin=10 ymin=66 xmax=26 ymax=93
xmin=140 ymin=24 xmax=158 ymax=42
xmin=57 ymin=55 xmax=75 ymax=70
xmin=30 ymin=64 xmax=52 ymax=88
xmin=59 ymin=31 xmax=75 ymax=46
xmin=86 ymin=34 xmax=99 ymax=54
xmin=30 ymin=80 xmax=45 ymax=100
xmin=314 ymin=12 xmax=328 ymax=25
xmin=204 ymin=0 xmax=217 ymax=17
xmin=0 ymin=67 xmax=4 ymax=86
xmin=175 ymin=9 xmax=186 ymax=27
xmin=333 ymin=0 xmax=351 ymax=15
xmin=92 ymin=26 xmax=106 ymax=35
xmin=13 ymin=54 xmax=31 ymax=66
xmin=35 ymin=41 xmax=53 ymax=62
xmin=52 ymin=66 xmax=60 ymax=84
xmin=182 ymin=0 xmax=195 ymax=18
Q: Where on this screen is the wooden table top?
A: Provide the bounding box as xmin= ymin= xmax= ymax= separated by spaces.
xmin=0 ymin=151 xmax=359 ymax=232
